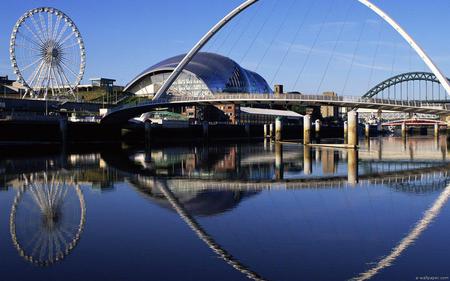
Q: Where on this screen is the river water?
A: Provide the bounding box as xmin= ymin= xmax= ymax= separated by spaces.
xmin=0 ymin=136 xmax=449 ymax=281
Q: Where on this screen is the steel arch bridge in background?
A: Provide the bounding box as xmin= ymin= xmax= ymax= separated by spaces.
xmin=363 ymin=72 xmax=450 ymax=101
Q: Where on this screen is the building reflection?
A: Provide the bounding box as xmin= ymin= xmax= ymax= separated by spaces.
xmin=129 ymin=177 xmax=260 ymax=217
xmin=1 ymin=136 xmax=450 ymax=273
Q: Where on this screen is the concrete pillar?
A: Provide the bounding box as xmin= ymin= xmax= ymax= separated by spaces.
xmin=303 ymin=145 xmax=312 ymax=175
xmin=275 ymin=117 xmax=282 ymax=142
xmin=59 ymin=118 xmax=68 ymax=144
xmin=269 ymin=123 xmax=274 ymax=140
xmin=145 ymin=149 xmax=152 ymax=164
xmin=202 ymin=121 xmax=209 ymax=139
xmin=347 ymin=149 xmax=359 ymax=185
xmin=264 ymin=124 xmax=269 ymax=138
xmin=315 ymin=119 xmax=321 ymax=134
xmin=303 ymin=115 xmax=311 ymax=145
xmin=245 ymin=124 xmax=251 ymax=139
xmin=377 ymin=122 xmax=382 ymax=133
xmin=434 ymin=123 xmax=439 ymax=137
xmin=401 ymin=122 xmax=407 ymax=138
xmin=347 ymin=111 xmax=358 ymax=147
xmin=365 ymin=123 xmax=370 ymax=138
xmin=275 ymin=142 xmax=284 ymax=180
xmin=344 ymin=121 xmax=348 ymax=142
xmin=144 ymin=121 xmax=152 ymax=146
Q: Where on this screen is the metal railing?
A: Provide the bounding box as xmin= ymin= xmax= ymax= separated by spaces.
xmin=106 ymin=93 xmax=450 ymax=115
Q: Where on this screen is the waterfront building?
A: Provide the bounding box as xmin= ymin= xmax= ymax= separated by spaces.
xmin=77 ymin=78 xmax=124 ymax=103
xmin=125 ymin=52 xmax=272 ymax=98
xmin=0 ymin=76 xmax=25 ymax=97
xmin=124 ymin=52 xmax=311 ymax=124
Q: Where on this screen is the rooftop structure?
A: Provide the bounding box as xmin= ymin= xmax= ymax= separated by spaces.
xmin=125 ymin=52 xmax=272 ymax=98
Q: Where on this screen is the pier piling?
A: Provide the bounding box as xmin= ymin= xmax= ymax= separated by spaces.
xmin=347 ymin=111 xmax=358 ymax=148
xmin=275 ymin=117 xmax=282 ymax=142
xmin=303 ymin=115 xmax=311 ymax=145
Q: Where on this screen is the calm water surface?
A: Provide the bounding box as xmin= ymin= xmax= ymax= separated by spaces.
xmin=0 ymin=136 xmax=449 ymax=281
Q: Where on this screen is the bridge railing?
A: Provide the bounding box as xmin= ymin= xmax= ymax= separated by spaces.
xmin=106 ymin=93 xmax=448 ymax=115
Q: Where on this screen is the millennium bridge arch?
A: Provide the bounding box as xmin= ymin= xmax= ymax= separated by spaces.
xmin=152 ymin=0 xmax=450 ymax=101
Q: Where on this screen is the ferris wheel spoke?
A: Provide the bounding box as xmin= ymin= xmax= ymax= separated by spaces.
xmin=21 ymin=57 xmax=43 ymax=72
xmin=38 ymin=12 xmax=49 ymax=42
xmin=27 ymin=60 xmax=45 ymax=87
xmin=52 ymin=15 xmax=62 ymax=42
xmin=59 ymin=59 xmax=79 ymax=79
xmin=58 ymin=32 xmax=75 ymax=46
xmin=17 ymin=32 xmax=42 ymax=50
xmin=14 ymin=43 xmax=42 ymax=54
xmin=30 ymin=15 xmax=47 ymax=44
xmin=53 ymin=66 xmax=66 ymax=92
xmin=60 ymin=42 xmax=80 ymax=51
xmin=54 ymin=66 xmax=67 ymax=89
xmin=22 ymin=22 xmax=45 ymax=47
xmin=47 ymin=12 xmax=53 ymax=41
xmin=49 ymin=67 xmax=57 ymax=98
xmin=34 ymin=63 xmax=49 ymax=93
xmin=55 ymin=22 xmax=69 ymax=43
xmin=58 ymin=70 xmax=75 ymax=94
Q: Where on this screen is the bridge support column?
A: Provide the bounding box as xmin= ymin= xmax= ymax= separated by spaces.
xmin=348 ymin=111 xmax=358 ymax=148
xmin=245 ymin=124 xmax=251 ymax=139
xmin=315 ymin=119 xmax=321 ymax=135
xmin=434 ymin=123 xmax=439 ymax=138
xmin=264 ymin=124 xmax=269 ymax=138
xmin=275 ymin=142 xmax=284 ymax=180
xmin=59 ymin=118 xmax=68 ymax=144
xmin=303 ymin=145 xmax=312 ymax=175
xmin=365 ymin=124 xmax=370 ymax=138
xmin=347 ymin=149 xmax=359 ymax=186
xmin=344 ymin=121 xmax=348 ymax=142
xmin=275 ymin=117 xmax=282 ymax=142
xmin=202 ymin=121 xmax=209 ymax=140
xmin=303 ymin=115 xmax=311 ymax=145
xmin=269 ymin=123 xmax=274 ymax=140
xmin=401 ymin=122 xmax=407 ymax=138
xmin=377 ymin=122 xmax=382 ymax=133
xmin=144 ymin=121 xmax=152 ymax=146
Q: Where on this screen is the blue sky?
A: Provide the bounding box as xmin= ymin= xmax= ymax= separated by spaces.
xmin=1 ymin=0 xmax=450 ymax=95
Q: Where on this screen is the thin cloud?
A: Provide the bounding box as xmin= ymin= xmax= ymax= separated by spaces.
xmin=277 ymin=41 xmax=394 ymax=72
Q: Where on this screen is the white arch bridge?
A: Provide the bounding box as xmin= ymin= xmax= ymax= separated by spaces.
xmin=102 ymin=0 xmax=450 ymax=124
xmin=101 ymin=94 xmax=450 ymax=124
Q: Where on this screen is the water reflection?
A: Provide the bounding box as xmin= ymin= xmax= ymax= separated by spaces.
xmin=1 ymin=136 xmax=450 ymax=280
xmin=10 ymin=173 xmax=85 ymax=266
xmin=352 ymin=183 xmax=450 ymax=281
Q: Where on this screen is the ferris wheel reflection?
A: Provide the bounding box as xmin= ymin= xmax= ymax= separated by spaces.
xmin=10 ymin=173 xmax=86 ymax=266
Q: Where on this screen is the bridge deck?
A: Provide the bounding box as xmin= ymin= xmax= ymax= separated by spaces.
xmin=102 ymin=94 xmax=450 ymax=124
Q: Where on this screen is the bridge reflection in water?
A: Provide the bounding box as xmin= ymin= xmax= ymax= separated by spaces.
xmin=1 ymin=136 xmax=450 ymax=279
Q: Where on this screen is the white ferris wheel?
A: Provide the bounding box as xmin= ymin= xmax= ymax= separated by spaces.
xmin=10 ymin=7 xmax=86 ymax=100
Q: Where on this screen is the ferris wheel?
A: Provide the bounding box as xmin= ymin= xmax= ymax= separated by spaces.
xmin=10 ymin=7 xmax=86 ymax=100
xmin=10 ymin=173 xmax=86 ymax=266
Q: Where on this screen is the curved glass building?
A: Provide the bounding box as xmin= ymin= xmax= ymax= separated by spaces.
xmin=124 ymin=52 xmax=272 ymax=98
